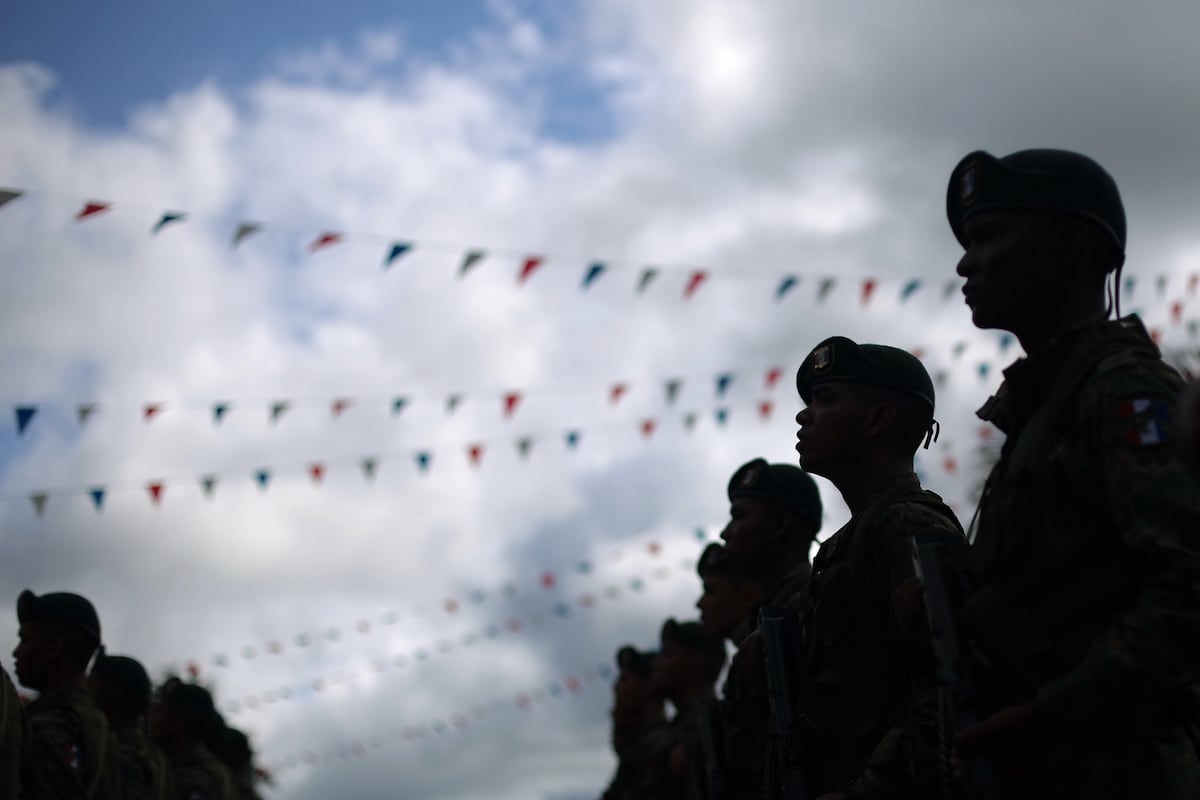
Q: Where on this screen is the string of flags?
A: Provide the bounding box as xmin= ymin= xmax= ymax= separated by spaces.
xmin=177 ymin=533 xmax=697 ymax=678
xmin=219 ymin=554 xmax=696 ymax=717
xmin=262 ymin=659 xmax=611 ymax=777
xmin=7 ymin=186 xmax=1199 ymax=304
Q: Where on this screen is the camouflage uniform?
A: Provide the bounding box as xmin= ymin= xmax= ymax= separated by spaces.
xmin=958 ymin=316 xmax=1200 ymax=798
xmin=721 ymin=566 xmax=810 ymax=800
xmin=0 ymin=664 xmax=21 ymax=799
xmin=170 ymin=742 xmax=232 ymax=800
xmin=798 ymin=474 xmax=962 ymax=797
xmin=602 ymin=719 xmax=674 ymax=800
xmin=21 ymin=684 xmax=121 ymax=800
xmin=114 ymin=723 xmax=170 ymax=800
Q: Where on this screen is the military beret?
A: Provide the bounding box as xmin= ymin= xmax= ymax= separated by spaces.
xmin=615 ymin=645 xmax=657 ymax=677
xmin=17 ymin=589 xmax=101 ymax=643
xmin=796 ymin=336 xmax=935 ymax=411
xmin=947 ymin=148 xmax=1125 ymax=258
xmin=92 ymin=654 xmax=151 ymax=706
xmin=727 ymin=458 xmax=822 ymax=529
xmin=660 ymin=618 xmax=725 ymax=657
xmin=696 ymin=543 xmax=743 ymax=579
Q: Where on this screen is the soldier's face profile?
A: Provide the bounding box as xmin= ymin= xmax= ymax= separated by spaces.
xmin=11 ymin=622 xmax=56 ymax=690
xmin=957 ymin=210 xmax=1061 ymax=332
xmin=795 ymin=383 xmax=866 ymax=478
xmin=719 ymin=496 xmax=775 ymax=567
xmin=696 ymin=576 xmax=759 ymax=639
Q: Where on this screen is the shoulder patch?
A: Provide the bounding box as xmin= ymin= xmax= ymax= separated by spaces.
xmin=1116 ymin=397 xmax=1174 ymax=446
xmin=64 ymin=741 xmax=82 ymax=771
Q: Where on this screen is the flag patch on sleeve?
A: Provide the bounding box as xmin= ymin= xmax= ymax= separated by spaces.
xmin=1115 ymin=397 xmax=1173 ymax=446
xmin=64 ymin=742 xmax=81 ymax=771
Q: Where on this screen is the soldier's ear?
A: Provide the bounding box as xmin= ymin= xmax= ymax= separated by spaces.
xmin=862 ymin=402 xmax=896 ymax=439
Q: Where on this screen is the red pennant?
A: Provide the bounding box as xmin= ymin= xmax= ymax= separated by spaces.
xmin=517 ymin=256 xmax=544 ymax=284
xmin=609 ymin=383 xmax=629 ymax=404
xmin=640 ymin=419 xmax=656 ymax=438
xmin=186 ymin=661 xmax=200 ymax=680
xmin=308 ymin=463 xmax=325 ymax=484
xmin=564 ymin=676 xmax=582 ymax=694
xmin=861 ymin=278 xmax=878 ymax=306
xmin=503 ymin=392 xmax=522 ymax=418
xmin=331 ymin=398 xmax=352 ymax=417
xmin=1172 ymin=301 xmax=1184 ymax=323
xmin=444 ymin=598 xmax=459 ymax=614
xmin=1150 ymin=328 xmax=1163 ymax=344
xmin=147 ymin=482 xmax=164 ymax=505
xmin=468 ymin=444 xmax=485 ymax=467
xmin=578 ymin=593 xmax=595 ymax=608
xmin=943 ymin=457 xmax=958 ymax=473
xmin=143 ymin=404 xmax=163 ymax=421
xmin=516 ymin=693 xmax=531 ymax=710
xmin=76 ymin=201 xmax=111 ymax=221
xmin=683 ymin=270 xmax=708 ymax=299
xmin=505 ymin=618 xmax=522 ymax=633
xmin=647 ymin=541 xmax=662 ymax=556
xmin=309 ymin=232 xmax=343 ymax=252
xmin=540 ymin=571 xmax=556 ymax=589
xmin=758 ymin=400 xmax=773 ymax=419
xmin=978 ymin=425 xmax=994 ymax=440
xmin=910 ymin=347 xmax=926 ymax=361
xmin=765 ymin=367 xmax=782 ymax=389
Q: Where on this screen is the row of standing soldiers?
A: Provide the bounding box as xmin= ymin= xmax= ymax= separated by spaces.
xmin=601 ymin=148 xmax=1200 ymax=799
xmin=0 ymin=589 xmax=264 ymax=800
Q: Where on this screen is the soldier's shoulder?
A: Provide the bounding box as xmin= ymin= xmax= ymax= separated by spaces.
xmin=869 ymin=493 xmax=962 ymax=540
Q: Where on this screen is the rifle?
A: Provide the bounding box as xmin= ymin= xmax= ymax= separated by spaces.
xmin=910 ymin=531 xmax=999 ymax=795
xmin=695 ymin=698 xmax=728 ymax=800
xmin=759 ymin=604 xmax=810 ymax=800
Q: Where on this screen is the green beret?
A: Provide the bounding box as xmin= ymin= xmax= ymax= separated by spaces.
xmin=660 ymin=618 xmax=725 ymax=658
xmin=947 ymin=148 xmax=1125 ymax=259
xmin=727 ymin=459 xmax=822 ymax=529
xmin=17 ymin=589 xmax=101 ymax=643
xmin=615 ymin=645 xmax=657 ymax=677
xmin=92 ymin=654 xmax=152 ymax=710
xmin=796 ymin=336 xmax=935 ymax=410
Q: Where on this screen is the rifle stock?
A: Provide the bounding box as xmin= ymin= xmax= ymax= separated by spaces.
xmin=759 ymin=604 xmax=810 ymax=800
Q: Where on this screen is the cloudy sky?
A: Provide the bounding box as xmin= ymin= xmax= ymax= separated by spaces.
xmin=3 ymin=1 xmax=1200 ymax=798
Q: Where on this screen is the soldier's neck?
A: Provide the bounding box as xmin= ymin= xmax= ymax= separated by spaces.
xmin=40 ymin=669 xmax=88 ymax=695
xmin=1011 ymin=289 xmax=1108 ymax=354
xmin=835 ymin=457 xmax=915 ymax=516
xmin=669 ymin=683 xmax=714 ymax=713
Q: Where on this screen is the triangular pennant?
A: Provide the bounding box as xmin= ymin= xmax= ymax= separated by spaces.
xmin=200 ymin=475 xmax=217 ymax=498
xmin=30 ymin=493 xmax=47 ymax=516
xmin=309 ymin=232 xmax=343 ymax=252
xmin=503 ymin=392 xmax=522 ymax=418
xmin=998 ymin=333 xmax=1015 ymax=353
xmin=636 ymin=268 xmax=658 ymax=293
xmin=76 ymin=201 xmax=111 ymax=221
xmin=715 ymin=407 xmax=730 ymax=427
xmin=900 ymin=279 xmax=922 ymax=301
xmin=1189 ymin=320 xmax=1199 ymax=338
xmin=383 ymin=242 xmax=412 ymax=268
xmin=775 ymin=275 xmax=799 ymax=301
xmin=1190 ymin=274 xmax=1200 ymax=297
xmin=255 ymin=469 xmax=271 ymax=491
xmin=683 ymin=270 xmax=707 ymax=299
xmin=1156 ymin=274 xmax=1169 ymax=298
xmin=952 ymin=341 xmax=968 ymax=360
xmin=360 ymin=458 xmax=378 ymax=480
xmin=77 ymin=404 xmax=97 ymax=426
xmin=817 ymin=277 xmax=836 ymax=303
xmin=861 ymin=278 xmax=878 ymax=306
xmin=415 ymin=452 xmax=432 ymax=473
xmin=89 ymin=487 xmax=106 ymax=511
xmin=977 ymin=362 xmax=991 ymax=381
xmin=459 ymin=250 xmax=485 ymax=277
xmin=1123 ymin=274 xmax=1136 ymax=297
xmin=446 ymin=394 xmax=463 ymax=415
xmin=934 ymin=370 xmax=949 ymax=388
xmin=943 ymin=280 xmax=959 ymax=300
xmin=943 ymin=457 xmax=958 ymax=474
xmin=232 ymin=222 xmax=262 ymax=248
xmin=765 ymin=367 xmax=782 ymax=389
xmin=1172 ymin=301 xmax=1185 ymax=324
xmin=758 ymin=400 xmax=773 ymax=420
xmin=309 ymin=463 xmax=325 ymax=484
xmin=270 ymin=401 xmax=290 ymax=424
xmin=143 ymin=403 xmax=163 ymax=422
xmin=516 ymin=438 xmax=533 ymax=459
xmin=151 ymin=212 xmax=186 ymax=235
xmin=212 ymin=403 xmax=229 ymax=425
xmin=147 ymin=482 xmax=165 ymax=505
xmin=609 ymin=383 xmax=629 ymax=405
xmin=331 ymin=398 xmax=352 ymax=418
xmin=695 ymin=527 xmax=707 ymax=542
xmin=467 ymin=444 xmax=485 ymax=467
xmin=911 ymin=347 xmax=926 ymax=360
xmin=564 ymin=430 xmax=581 ymax=450
xmin=683 ymin=412 xmax=698 ymax=431
xmin=713 ymin=374 xmax=734 ymax=399
xmin=517 ymin=256 xmax=544 ymax=285
xmin=640 ymin=418 xmax=657 ymax=439
xmin=15 ymin=406 xmax=36 ymax=435
xmin=664 ymin=379 xmax=682 ymax=405
xmin=582 ymin=262 xmax=606 ymax=290
xmin=0 ymin=189 xmax=23 ymax=210
xmin=1149 ymin=327 xmax=1163 ymax=344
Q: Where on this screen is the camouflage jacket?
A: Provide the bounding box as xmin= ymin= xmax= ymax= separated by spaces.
xmin=799 ymin=472 xmax=963 ymax=799
xmin=170 ymin=743 xmax=232 ymax=800
xmin=114 ymin=723 xmax=170 ymax=800
xmin=0 ymin=666 xmax=22 ymax=800
xmin=21 ymin=684 xmax=121 ymax=800
xmin=601 ymin=719 xmax=674 ymax=800
xmin=960 ymin=316 xmax=1200 ymax=797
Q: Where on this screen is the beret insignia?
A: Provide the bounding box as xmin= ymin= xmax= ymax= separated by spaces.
xmin=960 ymin=160 xmax=979 ymax=205
xmin=812 ymin=344 xmax=833 ymax=374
